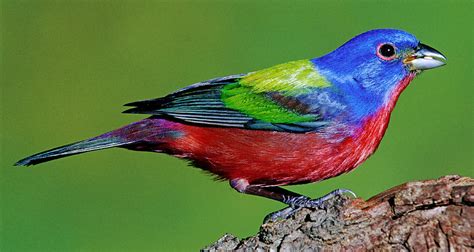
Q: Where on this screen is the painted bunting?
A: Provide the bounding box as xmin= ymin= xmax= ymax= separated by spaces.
xmin=16 ymin=29 xmax=446 ymax=220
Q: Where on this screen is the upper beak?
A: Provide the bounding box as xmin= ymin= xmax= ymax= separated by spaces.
xmin=404 ymin=43 xmax=447 ymax=71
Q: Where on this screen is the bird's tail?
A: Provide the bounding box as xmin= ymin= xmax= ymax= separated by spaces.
xmin=14 ymin=136 xmax=136 ymax=166
xmin=15 ymin=118 xmax=178 ymax=166
xmin=14 ymin=118 xmax=171 ymax=166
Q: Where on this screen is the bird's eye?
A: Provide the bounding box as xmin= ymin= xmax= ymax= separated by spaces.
xmin=377 ymin=43 xmax=396 ymax=60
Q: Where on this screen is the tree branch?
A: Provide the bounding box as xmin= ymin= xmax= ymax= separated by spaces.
xmin=203 ymin=175 xmax=473 ymax=251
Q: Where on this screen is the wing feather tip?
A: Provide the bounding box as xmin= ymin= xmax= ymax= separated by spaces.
xmin=122 ymin=108 xmax=144 ymax=114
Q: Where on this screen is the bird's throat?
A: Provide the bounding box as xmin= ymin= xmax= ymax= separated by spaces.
xmin=351 ymin=72 xmax=417 ymax=166
xmin=385 ymin=72 xmax=417 ymax=112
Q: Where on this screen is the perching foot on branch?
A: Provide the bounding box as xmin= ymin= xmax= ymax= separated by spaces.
xmin=264 ymin=188 xmax=357 ymax=223
xmin=204 ymin=175 xmax=474 ymax=251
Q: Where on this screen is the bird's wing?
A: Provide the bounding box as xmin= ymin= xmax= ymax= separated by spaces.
xmin=124 ymin=60 xmax=332 ymax=133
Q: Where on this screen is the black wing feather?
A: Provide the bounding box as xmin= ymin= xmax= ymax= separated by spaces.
xmin=123 ymin=74 xmax=254 ymax=128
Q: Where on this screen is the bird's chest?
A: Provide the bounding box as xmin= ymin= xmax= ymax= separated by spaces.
xmin=351 ymin=108 xmax=392 ymax=165
xmin=320 ymin=106 xmax=392 ymax=176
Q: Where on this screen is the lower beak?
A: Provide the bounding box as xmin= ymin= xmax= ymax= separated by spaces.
xmin=404 ymin=43 xmax=447 ymax=71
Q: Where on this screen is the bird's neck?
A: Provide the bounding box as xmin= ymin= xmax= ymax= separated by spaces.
xmin=382 ymin=72 xmax=417 ymax=113
xmin=361 ymin=72 xmax=417 ymax=136
xmin=350 ymin=73 xmax=417 ymax=165
xmin=311 ymin=57 xmax=412 ymax=123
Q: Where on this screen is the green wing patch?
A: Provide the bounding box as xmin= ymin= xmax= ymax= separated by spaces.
xmin=221 ymin=83 xmax=316 ymax=123
xmin=221 ymin=59 xmax=330 ymax=124
xmin=240 ymin=59 xmax=330 ymax=94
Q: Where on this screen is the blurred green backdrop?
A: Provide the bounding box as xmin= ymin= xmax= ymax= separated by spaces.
xmin=1 ymin=0 xmax=473 ymax=251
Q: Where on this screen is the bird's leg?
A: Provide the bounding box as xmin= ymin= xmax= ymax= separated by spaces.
xmin=230 ymin=179 xmax=356 ymax=223
xmin=230 ymin=179 xmax=310 ymax=204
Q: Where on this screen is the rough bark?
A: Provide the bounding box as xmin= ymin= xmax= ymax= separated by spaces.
xmin=203 ymin=175 xmax=473 ymax=251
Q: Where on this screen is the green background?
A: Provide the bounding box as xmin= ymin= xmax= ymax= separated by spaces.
xmin=1 ymin=0 xmax=473 ymax=251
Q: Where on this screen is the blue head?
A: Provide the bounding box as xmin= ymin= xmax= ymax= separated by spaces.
xmin=311 ymin=29 xmax=446 ymax=122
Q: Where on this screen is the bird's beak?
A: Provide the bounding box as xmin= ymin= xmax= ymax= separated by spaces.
xmin=404 ymin=43 xmax=447 ymax=71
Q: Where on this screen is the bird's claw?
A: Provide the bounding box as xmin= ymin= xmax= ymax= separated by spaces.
xmin=263 ymin=188 xmax=357 ymax=223
xmin=318 ymin=188 xmax=357 ymax=202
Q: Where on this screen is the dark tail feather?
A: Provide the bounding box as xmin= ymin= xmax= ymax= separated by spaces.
xmin=14 ymin=137 xmax=135 ymax=166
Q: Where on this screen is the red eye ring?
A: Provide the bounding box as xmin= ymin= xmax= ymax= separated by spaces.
xmin=376 ymin=43 xmax=397 ymax=61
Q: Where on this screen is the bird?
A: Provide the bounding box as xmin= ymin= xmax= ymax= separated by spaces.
xmin=15 ymin=29 xmax=446 ymax=221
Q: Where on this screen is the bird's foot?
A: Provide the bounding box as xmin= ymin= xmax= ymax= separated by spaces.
xmin=263 ymin=188 xmax=357 ymax=223
xmin=287 ymin=188 xmax=357 ymax=208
